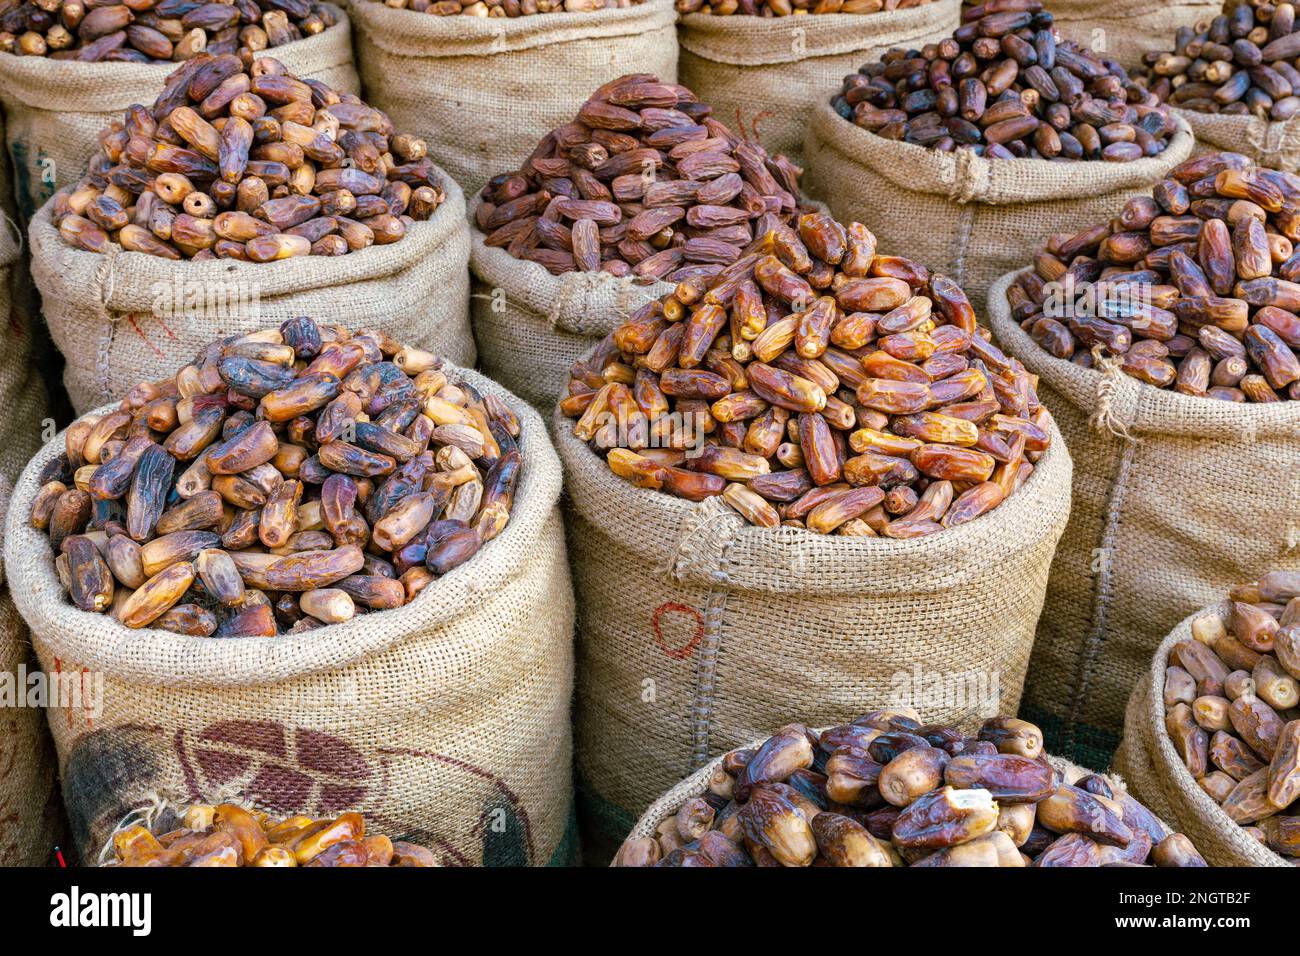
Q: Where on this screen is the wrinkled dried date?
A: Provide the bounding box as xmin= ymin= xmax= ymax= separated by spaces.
xmin=50 ymin=54 xmax=445 ymax=260
xmin=477 ymin=73 xmax=803 ymax=280
xmin=563 ymin=210 xmax=1052 ymax=535
xmin=614 ymin=709 xmax=1204 ymax=866
xmin=1162 ymin=573 xmax=1300 ymax=858
xmin=0 ymin=0 xmax=337 ymax=62
xmin=33 ymin=318 xmax=524 ymax=635
xmin=831 ymin=1 xmax=1177 ymax=160
xmin=1010 ymin=151 xmax=1300 ymax=402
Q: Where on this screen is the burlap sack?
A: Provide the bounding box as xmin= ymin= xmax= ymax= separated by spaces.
xmin=555 ymin=394 xmax=1073 ymax=858
xmin=0 ymin=216 xmax=48 ymax=533
xmin=27 ymin=161 xmax=474 ymax=416
xmin=1112 ymin=602 xmax=1288 ymax=867
xmin=1176 ymin=107 xmax=1300 ymax=172
xmin=0 ymin=6 xmax=358 ymax=226
xmin=802 ymin=103 xmax=1194 ymax=307
xmin=0 ymin=219 xmax=60 ymax=868
xmin=987 ymin=269 xmax=1300 ymax=770
xmin=678 ymin=0 xmax=960 ymax=165
xmin=620 ymin=731 xmax=1149 ymax=861
xmin=1047 ymin=0 xmax=1220 ymax=72
xmin=0 ymin=108 xmax=14 ymax=228
xmin=468 ymin=199 xmax=673 ymax=414
xmin=349 ymin=0 xmax=679 ymax=196
xmin=5 ymin=368 xmax=578 ymax=866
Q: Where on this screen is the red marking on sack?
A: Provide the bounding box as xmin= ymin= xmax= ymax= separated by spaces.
xmin=156 ymin=315 xmax=176 ymax=339
xmin=53 ymin=657 xmax=72 ymax=729
xmin=127 ymin=314 xmax=166 ymax=359
xmin=749 ymin=111 xmax=774 ymax=144
xmin=652 ymin=602 xmax=704 ymax=661
xmin=80 ymin=667 xmax=93 ymax=728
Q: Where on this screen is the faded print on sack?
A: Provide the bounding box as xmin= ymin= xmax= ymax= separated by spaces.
xmin=63 ymin=719 xmax=539 ymax=866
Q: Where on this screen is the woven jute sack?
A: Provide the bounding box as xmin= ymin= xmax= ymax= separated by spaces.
xmin=677 ymin=0 xmax=960 ymax=166
xmin=987 ymin=270 xmax=1300 ymax=770
xmin=802 ymin=103 xmax=1194 ymax=307
xmin=5 ymin=368 xmax=578 ymax=866
xmin=348 ymin=0 xmax=678 ymax=196
xmin=0 ymin=221 xmax=60 ymax=868
xmin=27 ymin=161 xmax=474 ymax=417
xmin=0 ymin=217 xmax=48 ymax=528
xmin=1112 ymin=602 xmax=1288 ymax=867
xmin=1047 ymin=0 xmax=1220 ymax=72
xmin=1177 ymin=108 xmax=1300 ymax=172
xmin=554 ymin=393 xmax=1073 ymax=858
xmin=468 ymin=199 xmax=673 ymax=415
xmin=0 ymin=5 xmax=358 ymax=226
xmin=619 ymin=732 xmax=1146 ymax=861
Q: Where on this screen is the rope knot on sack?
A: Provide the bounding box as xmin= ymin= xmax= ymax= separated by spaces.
xmin=945 ymin=147 xmax=989 ymax=205
xmin=92 ymin=241 xmax=122 ymax=314
xmin=658 ymin=497 xmax=741 ymax=585
xmin=1088 ymin=347 xmax=1139 ymax=443
xmin=547 ymin=269 xmax=640 ymax=336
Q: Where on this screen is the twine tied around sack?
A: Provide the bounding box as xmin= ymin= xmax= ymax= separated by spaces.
xmin=944 ymin=147 xmax=990 ymax=205
xmin=547 ymin=269 xmax=646 ymax=336
xmin=657 ymin=497 xmax=742 ymax=585
xmin=1088 ymin=347 xmax=1139 ymax=442
xmin=91 ymin=240 xmax=122 ymax=314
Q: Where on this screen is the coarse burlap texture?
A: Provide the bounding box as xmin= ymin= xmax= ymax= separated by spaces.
xmin=618 ymin=732 xmax=1149 ymax=861
xmin=555 ymin=391 xmax=1073 ymax=858
xmin=5 ymin=369 xmax=578 ymax=866
xmin=1047 ymin=0 xmax=1220 ymax=72
xmin=0 ymin=218 xmax=49 ymax=544
xmin=27 ymin=161 xmax=473 ymax=417
xmin=0 ymin=109 xmax=14 ymax=228
xmin=1176 ymin=108 xmax=1300 ymax=173
xmin=987 ymin=269 xmax=1300 ymax=770
xmin=348 ymin=0 xmax=679 ymax=196
xmin=802 ymin=103 xmax=1194 ymax=307
xmin=677 ymin=0 xmax=960 ymax=165
xmin=468 ymin=198 xmax=673 ymax=415
xmin=0 ymin=5 xmax=358 ymax=226
xmin=0 ymin=222 xmax=60 ymax=868
xmin=1113 ymin=602 xmax=1288 ymax=867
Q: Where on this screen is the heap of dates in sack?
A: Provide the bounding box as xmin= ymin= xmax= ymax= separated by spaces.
xmin=31 ymin=319 xmax=522 ymax=636
xmin=51 ymin=53 xmax=445 ymax=261
xmin=563 ymin=211 xmax=1053 ymax=537
xmin=832 ymin=0 xmax=1178 ymax=160
xmin=1009 ymin=152 xmax=1300 ymax=402
xmin=1165 ymin=572 xmax=1300 ymax=860
xmin=0 ymin=0 xmax=338 ymax=60
xmin=616 ymin=710 xmax=1207 ymax=866
xmin=111 ymin=803 xmax=436 ymax=866
xmin=1139 ymin=2 xmax=1300 ymax=122
xmin=478 ymin=73 xmax=802 ymax=280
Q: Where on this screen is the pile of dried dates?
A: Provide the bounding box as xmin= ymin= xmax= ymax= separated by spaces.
xmin=477 ymin=73 xmax=802 ymax=280
xmin=52 ymin=53 xmax=445 ymax=260
xmin=616 ymin=710 xmax=1207 ymax=866
xmin=563 ymin=210 xmax=1052 ymax=536
xmin=33 ymin=319 xmax=522 ymax=636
